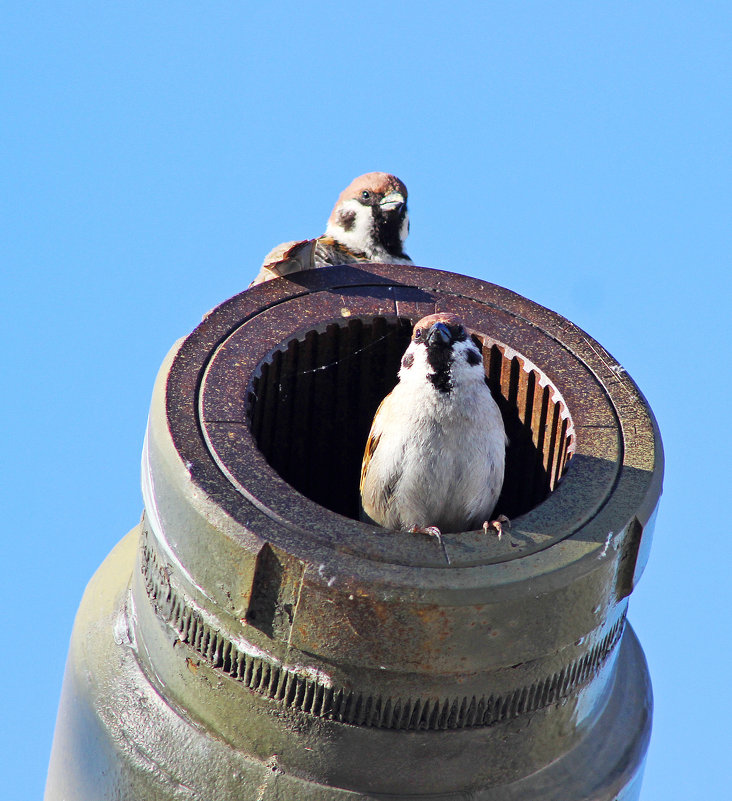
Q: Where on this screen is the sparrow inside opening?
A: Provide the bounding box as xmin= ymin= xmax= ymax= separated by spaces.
xmin=247 ymin=317 xmax=574 ymax=524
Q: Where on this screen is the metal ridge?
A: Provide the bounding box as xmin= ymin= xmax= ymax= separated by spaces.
xmin=140 ymin=524 xmax=625 ymax=731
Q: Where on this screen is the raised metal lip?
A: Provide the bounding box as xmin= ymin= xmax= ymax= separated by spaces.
xmin=160 ymin=264 xmax=661 ymax=583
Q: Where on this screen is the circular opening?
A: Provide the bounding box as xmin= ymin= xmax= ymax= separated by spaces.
xmin=248 ymin=316 xmax=574 ymax=524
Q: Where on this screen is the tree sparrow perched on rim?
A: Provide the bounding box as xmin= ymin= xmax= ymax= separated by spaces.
xmin=250 ymin=172 xmax=412 ymax=286
xmin=360 ymin=314 xmax=508 ymax=555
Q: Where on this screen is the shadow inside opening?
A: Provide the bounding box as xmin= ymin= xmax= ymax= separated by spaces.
xmin=248 ymin=316 xmax=573 ymax=523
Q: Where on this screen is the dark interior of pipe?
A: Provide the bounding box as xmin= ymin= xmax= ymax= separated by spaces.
xmin=248 ymin=316 xmax=573 ymax=524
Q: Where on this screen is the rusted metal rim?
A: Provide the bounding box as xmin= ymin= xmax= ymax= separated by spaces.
xmin=205 ymin=315 xmax=577 ymax=560
xmin=162 ymin=263 xmax=659 ymax=571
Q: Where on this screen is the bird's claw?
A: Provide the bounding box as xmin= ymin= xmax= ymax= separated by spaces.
xmin=409 ymin=525 xmax=442 ymax=539
xmin=483 ymin=515 xmax=510 ymax=540
xmin=408 ymin=526 xmax=450 ymax=565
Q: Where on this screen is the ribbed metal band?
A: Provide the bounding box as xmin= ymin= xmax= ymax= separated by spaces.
xmin=140 ymin=524 xmax=625 ymax=731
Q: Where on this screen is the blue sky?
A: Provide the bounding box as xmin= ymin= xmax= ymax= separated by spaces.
xmin=2 ymin=3 xmax=730 ymax=798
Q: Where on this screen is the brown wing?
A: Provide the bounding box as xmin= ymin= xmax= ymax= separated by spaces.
xmin=359 ymin=392 xmax=404 ymax=528
xmin=249 ymin=239 xmax=317 ymax=286
xmin=315 ymin=236 xmax=364 ymax=266
xmin=360 ymin=431 xmax=381 ymax=494
xmin=250 ymin=236 xmax=364 ymax=287
xmin=359 ymin=396 xmax=388 ymax=494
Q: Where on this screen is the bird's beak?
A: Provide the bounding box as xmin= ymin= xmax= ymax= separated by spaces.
xmin=426 ymin=322 xmax=451 ymax=347
xmin=380 ymin=191 xmax=406 ymax=213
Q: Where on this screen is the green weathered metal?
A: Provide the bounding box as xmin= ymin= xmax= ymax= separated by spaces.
xmin=46 ymin=264 xmax=663 ymax=800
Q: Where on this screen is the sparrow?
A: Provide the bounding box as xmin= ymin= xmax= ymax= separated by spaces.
xmin=250 ymin=172 xmax=412 ymax=286
xmin=360 ymin=314 xmax=508 ymax=548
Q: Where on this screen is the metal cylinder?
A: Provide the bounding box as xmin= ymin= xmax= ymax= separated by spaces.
xmin=46 ymin=263 xmax=663 ymax=800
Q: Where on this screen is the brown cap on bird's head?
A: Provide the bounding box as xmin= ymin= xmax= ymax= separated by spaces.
xmin=328 ymin=172 xmax=408 ymax=221
xmin=412 ymin=313 xmax=467 ymax=342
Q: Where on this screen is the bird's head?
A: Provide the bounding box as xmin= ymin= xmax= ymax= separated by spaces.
xmin=325 ymin=172 xmax=410 ymax=262
xmin=400 ymin=314 xmax=485 ymax=394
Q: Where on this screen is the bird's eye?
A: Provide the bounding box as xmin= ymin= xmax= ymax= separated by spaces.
xmin=415 ymin=330 xmax=422 ymax=340
xmin=361 ymin=190 xmax=371 ymax=200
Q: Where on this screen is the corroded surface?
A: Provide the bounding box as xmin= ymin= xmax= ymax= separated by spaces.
xmin=46 ymin=526 xmax=653 ymax=801
xmin=47 ymin=263 xmax=663 ymax=799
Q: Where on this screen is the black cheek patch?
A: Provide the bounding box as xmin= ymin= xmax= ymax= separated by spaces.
xmin=401 ymin=352 xmax=414 ymax=370
xmin=465 ymin=348 xmax=482 ymax=366
xmin=338 ymin=210 xmax=356 ymax=232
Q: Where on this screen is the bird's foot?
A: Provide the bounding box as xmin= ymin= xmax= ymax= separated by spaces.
xmin=408 ymin=525 xmax=450 ymax=565
xmin=408 ymin=524 xmax=442 ymax=539
xmin=483 ymin=515 xmax=511 ymax=540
